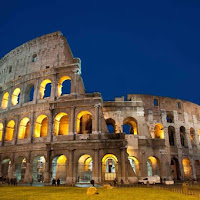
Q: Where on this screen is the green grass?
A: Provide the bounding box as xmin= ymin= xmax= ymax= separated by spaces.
xmin=0 ymin=186 xmax=198 ymax=200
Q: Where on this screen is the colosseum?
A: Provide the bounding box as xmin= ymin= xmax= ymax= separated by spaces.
xmin=0 ymin=31 xmax=199 ymax=185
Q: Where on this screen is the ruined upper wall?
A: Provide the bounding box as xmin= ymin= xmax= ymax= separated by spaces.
xmin=0 ymin=31 xmax=75 ymax=86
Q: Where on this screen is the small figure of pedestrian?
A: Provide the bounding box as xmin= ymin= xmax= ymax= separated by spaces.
xmin=52 ymin=178 xmax=56 ymax=186
xmin=10 ymin=178 xmax=13 ymax=185
xmin=113 ymin=178 xmax=117 ymax=187
xmin=57 ymin=178 xmax=60 ymax=186
xmin=90 ymin=179 xmax=95 ymax=187
xmin=13 ymin=177 xmax=17 ymax=185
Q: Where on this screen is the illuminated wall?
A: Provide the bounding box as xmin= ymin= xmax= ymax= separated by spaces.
xmin=34 ymin=115 xmax=48 ymax=137
xmin=5 ymin=120 xmax=15 ymax=141
xmin=1 ymin=92 xmax=9 ymax=109
xmin=18 ymin=117 xmax=30 ymax=139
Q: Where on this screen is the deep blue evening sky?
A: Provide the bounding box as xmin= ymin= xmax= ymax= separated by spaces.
xmin=0 ymin=1 xmax=200 ymax=103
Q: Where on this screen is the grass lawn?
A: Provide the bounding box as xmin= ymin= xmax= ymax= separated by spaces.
xmin=0 ymin=186 xmax=198 ymax=200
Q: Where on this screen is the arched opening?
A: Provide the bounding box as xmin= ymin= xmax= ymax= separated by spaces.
xmin=57 ymin=76 xmax=71 ymax=96
xmin=102 ymin=154 xmax=118 ymax=181
xmin=123 ymin=117 xmax=138 ymax=135
xmin=166 ymin=113 xmax=174 ymax=123
xmin=24 ymin=84 xmax=34 ymax=102
xmin=39 ymin=79 xmax=51 ymax=99
xmin=195 ymin=160 xmax=200 ymax=180
xmin=1 ymin=92 xmax=9 ymax=109
xmin=153 ymin=99 xmax=158 ymax=106
xmin=180 ymin=126 xmax=187 ymax=147
xmin=52 ymin=155 xmax=67 ymax=184
xmin=154 ymin=123 xmax=164 ymax=139
xmin=15 ymin=157 xmax=26 ymax=182
xmin=2 ymin=158 xmax=11 ymax=178
xmin=171 ymin=158 xmax=181 ymax=181
xmin=11 ymin=88 xmax=20 ymax=105
xmin=54 ymin=113 xmax=69 ymax=136
xmin=106 ymin=118 xmax=116 ymax=133
xmin=5 ymin=120 xmax=15 ymax=141
xmin=32 ymin=156 xmax=45 ymax=182
xmin=128 ymin=156 xmax=139 ymax=176
xmin=168 ymin=126 xmax=175 ymax=146
xmin=77 ymin=111 xmax=92 ymax=134
xmin=0 ymin=123 xmax=3 ymax=141
xmin=77 ymin=154 xmax=93 ymax=183
xmin=147 ymin=156 xmax=160 ymax=176
xmin=34 ymin=115 xmax=48 ymax=138
xmin=18 ymin=117 xmax=30 ymax=139
xmin=182 ymin=158 xmax=192 ymax=180
xmin=190 ymin=128 xmax=195 ymax=146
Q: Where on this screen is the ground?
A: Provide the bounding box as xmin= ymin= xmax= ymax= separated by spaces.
xmin=0 ymin=186 xmax=198 ymax=200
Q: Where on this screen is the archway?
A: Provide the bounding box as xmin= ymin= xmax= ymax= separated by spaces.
xmin=0 ymin=123 xmax=3 ymax=141
xmin=77 ymin=111 xmax=92 ymax=134
xmin=102 ymin=154 xmax=118 ymax=181
xmin=18 ymin=117 xmax=30 ymax=139
xmin=182 ymin=158 xmax=192 ymax=180
xmin=15 ymin=157 xmax=26 ymax=182
xmin=52 ymin=155 xmax=67 ymax=183
xmin=123 ymin=117 xmax=137 ymax=135
xmin=106 ymin=118 xmax=116 ymax=133
xmin=180 ymin=126 xmax=187 ymax=147
xmin=34 ymin=115 xmax=48 ymax=137
xmin=1 ymin=92 xmax=9 ymax=109
xmin=128 ymin=156 xmax=139 ymax=176
xmin=32 ymin=156 xmax=45 ymax=182
xmin=195 ymin=160 xmax=200 ymax=180
xmin=54 ymin=113 xmax=69 ymax=136
xmin=77 ymin=154 xmax=93 ymax=183
xmin=11 ymin=88 xmax=20 ymax=105
xmin=147 ymin=156 xmax=160 ymax=176
xmin=5 ymin=120 xmax=15 ymax=141
xmin=57 ymin=76 xmax=71 ymax=96
xmin=171 ymin=158 xmax=181 ymax=180
xmin=2 ymin=158 xmax=11 ymax=178
xmin=154 ymin=124 xmax=164 ymax=139
xmin=168 ymin=126 xmax=175 ymax=146
xmin=24 ymin=84 xmax=34 ymax=102
xmin=39 ymin=79 xmax=51 ymax=99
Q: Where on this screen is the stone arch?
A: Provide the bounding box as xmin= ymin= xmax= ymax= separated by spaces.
xmin=147 ymin=156 xmax=160 ymax=176
xmin=57 ymin=76 xmax=71 ymax=96
xmin=18 ymin=117 xmax=30 ymax=139
xmin=1 ymin=92 xmax=9 ymax=109
xmin=102 ymin=154 xmax=118 ymax=181
xmin=11 ymin=88 xmax=20 ymax=105
xmin=123 ymin=117 xmax=138 ymax=135
xmin=5 ymin=120 xmax=15 ymax=141
xmin=24 ymin=84 xmax=34 ymax=102
xmin=14 ymin=156 xmax=27 ymax=182
xmin=195 ymin=160 xmax=200 ymax=180
xmin=180 ymin=126 xmax=187 ymax=147
xmin=0 ymin=123 xmax=3 ymax=141
xmin=190 ymin=128 xmax=195 ymax=145
xmin=106 ymin=118 xmax=116 ymax=133
xmin=154 ymin=123 xmax=164 ymax=139
xmin=52 ymin=155 xmax=67 ymax=183
xmin=171 ymin=157 xmax=181 ymax=181
xmin=166 ymin=113 xmax=174 ymax=123
xmin=77 ymin=111 xmax=92 ymax=134
xmin=34 ymin=115 xmax=48 ymax=137
xmin=77 ymin=154 xmax=93 ymax=183
xmin=128 ymin=156 xmax=139 ymax=176
xmin=182 ymin=158 xmax=192 ymax=180
xmin=32 ymin=155 xmax=46 ymax=182
xmin=54 ymin=113 xmax=69 ymax=136
xmin=1 ymin=157 xmax=11 ymax=178
xmin=168 ymin=126 xmax=175 ymax=146
xmin=39 ymin=79 xmax=52 ymax=99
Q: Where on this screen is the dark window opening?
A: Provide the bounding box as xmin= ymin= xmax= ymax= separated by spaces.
xmin=29 ymin=86 xmax=34 ymax=101
xmin=44 ymin=83 xmax=51 ymax=98
xmin=177 ymin=102 xmax=181 ymax=109
xmin=61 ymin=79 xmax=71 ymax=96
xmin=154 ymin=99 xmax=158 ymax=106
xmin=32 ymin=54 xmax=37 ymax=62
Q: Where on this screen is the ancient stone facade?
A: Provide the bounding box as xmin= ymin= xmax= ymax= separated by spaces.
xmin=0 ymin=31 xmax=199 ymax=184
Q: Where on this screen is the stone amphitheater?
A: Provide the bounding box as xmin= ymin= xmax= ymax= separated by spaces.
xmin=0 ymin=31 xmax=199 ymax=184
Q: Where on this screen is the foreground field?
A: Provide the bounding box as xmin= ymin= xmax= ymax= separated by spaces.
xmin=0 ymin=186 xmax=198 ymax=200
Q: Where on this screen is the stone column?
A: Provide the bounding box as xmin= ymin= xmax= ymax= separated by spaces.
xmin=140 ymin=154 xmax=147 ymax=177
xmin=93 ymin=103 xmax=101 ymax=134
xmin=24 ymin=152 xmax=31 ymax=183
xmin=35 ymin=79 xmax=40 ymax=103
xmin=191 ymin=158 xmax=197 ymax=180
xmin=120 ymin=148 xmax=126 ymax=183
xmin=2 ymin=119 xmax=7 ymax=146
xmin=186 ymin=128 xmax=192 ymax=149
xmin=93 ymin=149 xmax=99 ymax=183
xmin=14 ymin=115 xmax=20 ymax=145
xmin=66 ymin=150 xmax=74 ymax=184
xmin=30 ymin=112 xmax=35 ymax=143
xmin=44 ymin=150 xmax=51 ymax=183
xmin=69 ymin=107 xmax=75 ymax=135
